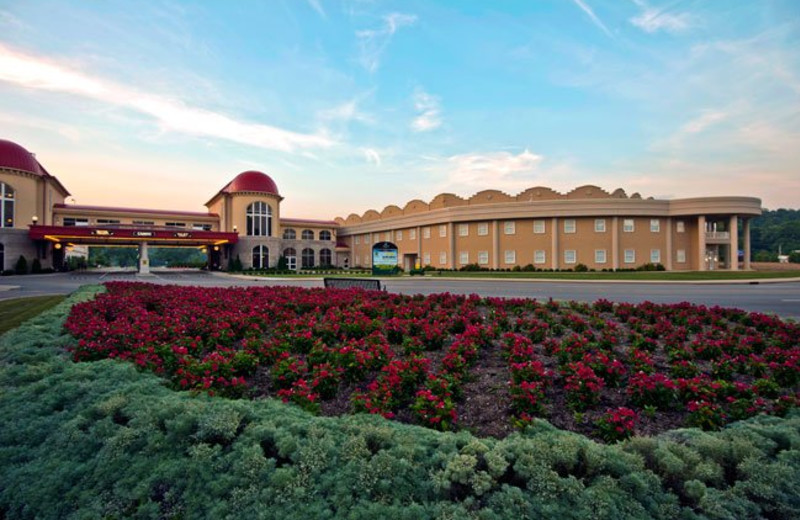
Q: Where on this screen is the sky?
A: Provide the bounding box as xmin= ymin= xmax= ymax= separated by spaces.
xmin=1 ymin=0 xmax=799 ymax=219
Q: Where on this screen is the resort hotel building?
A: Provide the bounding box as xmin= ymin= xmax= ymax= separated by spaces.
xmin=0 ymin=138 xmax=762 ymax=274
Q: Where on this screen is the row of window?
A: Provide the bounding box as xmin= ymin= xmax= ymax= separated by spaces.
xmin=281 ymin=228 xmax=333 ymax=241
xmin=251 ymin=246 xmax=333 ymax=269
xmin=353 ymin=218 xmax=688 ymax=245
xmin=61 ymin=217 xmax=213 ymax=230
xmin=1 ymin=182 xmax=15 ymax=228
xmin=353 ymin=249 xmax=688 ymax=268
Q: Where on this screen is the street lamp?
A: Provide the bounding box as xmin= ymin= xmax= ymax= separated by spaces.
xmin=233 ymin=225 xmax=238 ymax=233
xmin=32 ymin=216 xmax=38 ymax=225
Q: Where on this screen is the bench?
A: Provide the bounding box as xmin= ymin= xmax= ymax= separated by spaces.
xmin=323 ymin=278 xmax=382 ymax=291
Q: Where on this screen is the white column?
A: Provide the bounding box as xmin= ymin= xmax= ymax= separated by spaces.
xmin=611 ymin=216 xmax=619 ymax=271
xmin=665 ymin=218 xmax=673 ymax=271
xmin=743 ymin=218 xmax=752 ymax=270
xmin=697 ymin=215 xmax=706 ymax=271
xmin=138 ymin=242 xmax=150 ymax=274
xmin=492 ymin=220 xmax=500 ymax=269
xmin=416 ymin=226 xmax=422 ymax=269
xmin=449 ymin=222 xmax=456 ymax=269
xmin=551 ymin=217 xmax=559 ymax=270
xmin=729 ymin=215 xmax=739 ymax=271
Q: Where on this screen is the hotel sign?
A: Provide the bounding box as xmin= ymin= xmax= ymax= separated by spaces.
xmin=91 ymin=229 xmax=114 ymax=236
xmin=133 ymin=231 xmax=154 ymax=237
xmin=174 ymin=232 xmax=192 ymax=238
xmin=372 ymin=241 xmax=399 ymax=275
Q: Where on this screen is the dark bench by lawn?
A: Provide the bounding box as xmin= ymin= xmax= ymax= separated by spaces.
xmin=323 ymin=278 xmax=382 ymax=291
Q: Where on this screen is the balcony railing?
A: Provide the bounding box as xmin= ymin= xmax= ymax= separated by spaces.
xmin=705 ymin=231 xmax=730 ymax=240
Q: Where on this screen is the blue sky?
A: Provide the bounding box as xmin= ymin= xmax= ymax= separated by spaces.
xmin=1 ymin=0 xmax=798 ymax=218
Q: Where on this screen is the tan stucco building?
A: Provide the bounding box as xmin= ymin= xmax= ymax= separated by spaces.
xmin=0 ymin=138 xmax=761 ymax=273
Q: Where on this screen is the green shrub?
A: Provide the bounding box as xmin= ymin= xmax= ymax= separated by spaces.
xmin=14 ymin=255 xmax=28 ymax=275
xmin=1 ymin=286 xmax=799 ymax=519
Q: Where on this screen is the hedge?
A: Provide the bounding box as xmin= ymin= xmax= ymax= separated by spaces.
xmin=0 ymin=286 xmax=798 ymax=519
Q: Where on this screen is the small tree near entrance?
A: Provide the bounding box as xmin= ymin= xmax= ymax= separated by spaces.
xmin=15 ymin=255 xmax=28 ymax=275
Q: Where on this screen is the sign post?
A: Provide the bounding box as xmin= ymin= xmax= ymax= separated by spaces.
xmin=371 ymin=241 xmax=399 ymax=275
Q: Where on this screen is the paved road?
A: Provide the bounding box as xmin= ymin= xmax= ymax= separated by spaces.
xmin=1 ymin=270 xmax=799 ymax=320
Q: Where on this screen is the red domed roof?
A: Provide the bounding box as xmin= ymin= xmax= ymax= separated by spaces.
xmin=224 ymin=170 xmax=280 ymax=195
xmin=0 ymin=139 xmax=44 ymax=175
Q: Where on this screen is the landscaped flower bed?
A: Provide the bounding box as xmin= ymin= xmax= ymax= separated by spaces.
xmin=65 ymin=282 xmax=799 ymax=440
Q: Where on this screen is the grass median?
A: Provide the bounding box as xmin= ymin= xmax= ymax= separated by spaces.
xmin=0 ymin=295 xmax=66 ymax=335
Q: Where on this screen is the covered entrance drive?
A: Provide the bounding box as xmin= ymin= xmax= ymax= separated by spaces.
xmin=28 ymin=225 xmax=239 ymax=273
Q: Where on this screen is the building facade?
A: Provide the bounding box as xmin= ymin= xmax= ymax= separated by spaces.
xmin=0 ymin=138 xmax=761 ymax=273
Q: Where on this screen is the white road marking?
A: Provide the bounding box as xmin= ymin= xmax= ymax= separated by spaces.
xmin=781 ymin=299 xmax=800 ymax=302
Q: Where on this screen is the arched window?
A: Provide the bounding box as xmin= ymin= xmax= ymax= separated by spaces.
xmin=283 ymin=247 xmax=297 ymax=270
xmin=252 ymin=245 xmax=269 ymax=269
xmin=319 ymin=230 xmax=332 ymax=241
xmin=282 ymin=228 xmax=296 ymax=239
xmin=1 ymin=182 xmax=15 ymax=228
xmin=301 ymin=229 xmax=314 ymax=240
xmin=319 ymin=248 xmax=332 ymax=267
xmin=246 ymin=202 xmax=272 ymax=237
xmin=301 ymin=248 xmax=315 ymax=268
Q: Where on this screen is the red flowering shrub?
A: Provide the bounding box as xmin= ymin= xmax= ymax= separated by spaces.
xmin=63 ymin=282 xmax=799 ymax=440
xmin=594 ymin=407 xmax=638 ymax=442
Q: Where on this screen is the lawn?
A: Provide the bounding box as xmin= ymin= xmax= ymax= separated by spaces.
xmin=0 ymin=295 xmax=66 ymax=335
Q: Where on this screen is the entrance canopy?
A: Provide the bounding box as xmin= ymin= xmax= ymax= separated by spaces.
xmin=29 ymin=225 xmax=238 ymax=247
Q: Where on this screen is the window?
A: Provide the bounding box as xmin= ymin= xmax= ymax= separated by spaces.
xmin=354 ymin=235 xmax=360 ymax=245
xmin=319 ymin=230 xmax=332 ymax=241
xmin=409 ymin=229 xmax=416 ymax=240
xmin=439 ymin=225 xmax=447 ymax=237
xmin=533 ymin=220 xmax=545 ymax=234
xmin=133 ymin=220 xmax=155 ymax=226
xmin=283 ymin=248 xmax=297 ymax=270
xmin=97 ymin=219 xmax=121 ymax=225
xmin=423 ymin=227 xmax=430 ymax=239
xmin=301 ymin=248 xmax=315 ymax=268
xmin=284 ymin=228 xmax=297 ymax=239
xmin=384 ymin=232 xmax=391 ymax=241
xmin=364 ymin=234 xmax=370 ymax=244
xmin=1 ymin=182 xmax=14 ymax=228
xmin=624 ymin=249 xmax=636 ymax=264
xmin=623 ymin=219 xmax=635 ymax=233
xmin=651 ymin=249 xmax=661 ymax=263
xmin=319 ymin=248 xmax=332 ymax=266
xmin=63 ymin=218 xmax=89 ymax=227
xmin=595 ymin=249 xmax=607 ymax=264
xmin=564 ymin=250 xmax=577 ymax=264
xmin=301 ymin=229 xmax=314 ymax=240
xmin=504 ymin=221 xmax=515 ymax=235
xmin=677 ymin=221 xmax=685 ymax=233
xmin=564 ymin=219 xmax=576 ymax=233
xmin=459 ymin=224 xmax=469 ymax=237
xmin=504 ymin=250 xmax=516 ymax=264
xmin=423 ymin=252 xmax=431 ymax=265
xmin=165 ymin=222 xmax=186 ymax=227
xmin=440 ymin=252 xmax=447 ymax=265
xmin=534 ymin=250 xmax=546 ymax=265
xmin=478 ymin=251 xmax=489 ymax=265
xmin=477 ymin=223 xmax=489 ymax=236
xmin=252 ymin=245 xmax=269 ymax=269
xmin=650 ymin=219 xmax=660 ymax=233
xmin=246 ymin=201 xmax=272 ymax=237
xmin=459 ymin=251 xmax=469 ymax=265
xmin=192 ymin=223 xmax=212 ymax=231
xmin=594 ymin=219 xmax=606 ymax=232
xmin=396 ymin=230 xmax=403 ymax=241
xmin=677 ymin=249 xmax=686 ymax=263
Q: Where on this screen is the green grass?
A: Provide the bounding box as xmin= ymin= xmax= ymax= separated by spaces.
xmin=420 ymin=270 xmax=800 ymax=281
xmin=0 ymin=295 xmax=66 ymax=335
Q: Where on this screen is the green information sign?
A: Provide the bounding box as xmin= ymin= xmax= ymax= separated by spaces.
xmin=372 ymin=241 xmax=399 ymax=275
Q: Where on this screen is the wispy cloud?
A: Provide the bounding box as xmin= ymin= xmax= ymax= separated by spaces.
xmin=0 ymin=44 xmax=333 ymax=152
xmin=437 ymin=149 xmax=550 ymax=193
xmin=361 ymin=147 xmax=381 ymax=166
xmin=356 ymin=12 xmax=416 ymax=73
xmin=411 ymin=87 xmax=442 ymax=132
xmin=681 ymin=110 xmax=727 ymax=134
xmin=307 ymin=0 xmax=326 ymax=19
xmin=318 ymin=98 xmax=373 ymax=124
xmin=571 ymin=0 xmax=614 ymax=39
xmin=630 ymin=0 xmax=692 ymax=34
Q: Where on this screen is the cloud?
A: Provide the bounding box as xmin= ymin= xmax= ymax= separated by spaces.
xmin=356 ymin=12 xmax=416 ymax=73
xmin=0 ymin=43 xmax=333 ymax=152
xmin=411 ymin=87 xmax=441 ymax=132
xmin=361 ymin=147 xmax=381 ymax=166
xmin=630 ymin=0 xmax=691 ymax=34
xmin=307 ymin=0 xmax=326 ymax=18
xmin=317 ymin=98 xmax=372 ymax=124
xmin=571 ymin=0 xmax=614 ymax=39
xmin=438 ymin=149 xmax=549 ymax=193
xmin=681 ymin=110 xmax=727 ymax=134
